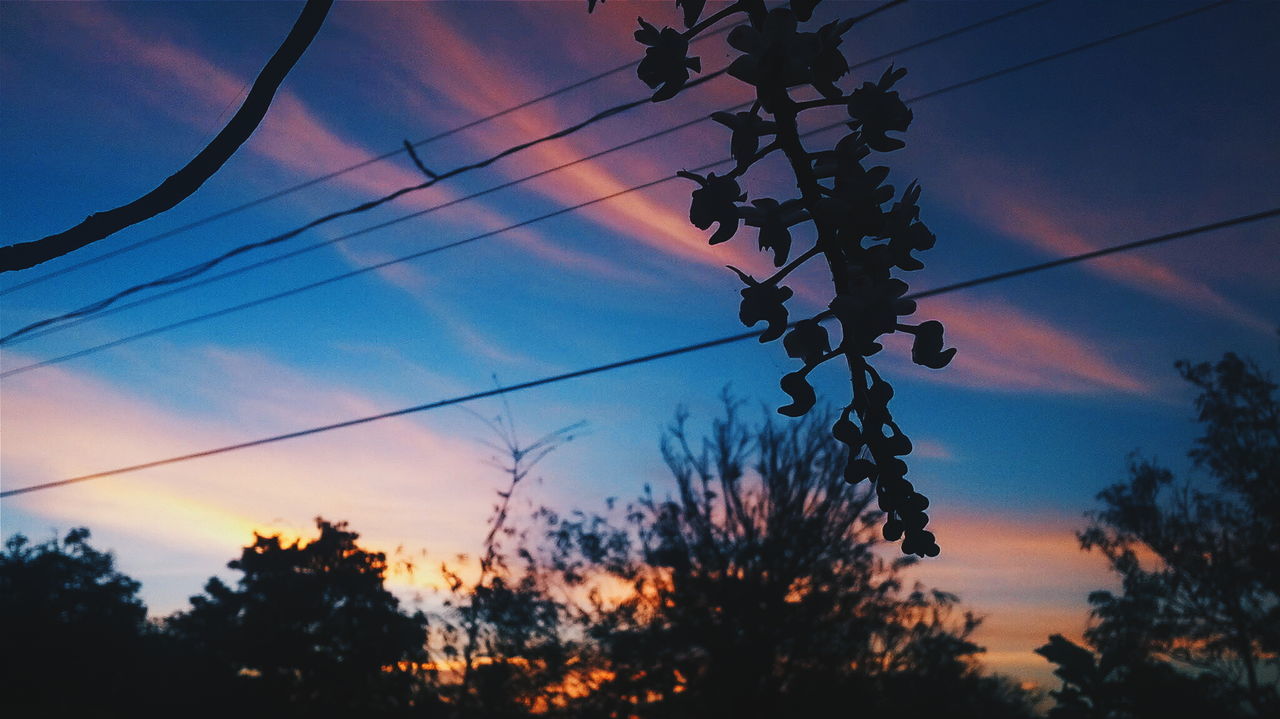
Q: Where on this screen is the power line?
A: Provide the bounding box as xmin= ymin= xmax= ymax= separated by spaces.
xmin=0 ymin=13 xmax=758 ymax=297
xmin=1 ymin=0 xmax=914 ymax=297
xmin=4 ymin=204 xmax=1275 ymax=499
xmin=0 ymin=0 xmax=1039 ymax=343
xmin=0 ymin=68 xmax=735 ymax=345
xmin=2 ymin=0 xmax=1053 ymax=349
xmin=0 ymin=1 xmax=1220 ymax=378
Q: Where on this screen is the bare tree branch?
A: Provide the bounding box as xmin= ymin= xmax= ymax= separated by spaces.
xmin=0 ymin=0 xmax=334 ymax=273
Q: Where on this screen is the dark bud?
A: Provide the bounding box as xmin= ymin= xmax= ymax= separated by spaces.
xmin=791 ymin=0 xmax=822 ymax=22
xmin=903 ymin=511 xmax=929 ymax=532
xmin=635 ymin=18 xmax=702 ymax=101
xmin=739 ymin=197 xmax=802 ymax=266
xmin=882 ymin=517 xmax=904 ymax=541
xmin=678 ymin=170 xmax=745 ymax=244
xmin=810 ymin=19 xmax=853 ymax=99
xmin=783 ymin=319 xmax=830 ymax=366
xmin=712 ymin=111 xmax=775 ymax=169
xmin=845 ymin=456 xmax=876 ymax=484
xmin=846 ymin=65 xmax=913 ymax=151
xmin=907 ymin=320 xmax=956 ymax=369
xmin=831 ymin=412 xmax=862 ymax=449
xmin=901 ymin=493 xmax=929 ymax=513
xmin=728 ymin=266 xmax=793 ymax=342
xmin=676 ymin=0 xmax=707 ymax=28
xmin=778 ymin=370 xmax=817 ymax=417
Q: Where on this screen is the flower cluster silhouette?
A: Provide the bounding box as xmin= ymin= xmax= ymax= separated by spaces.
xmin=593 ymin=0 xmax=955 ymax=556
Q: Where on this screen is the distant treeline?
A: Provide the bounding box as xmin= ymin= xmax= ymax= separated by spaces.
xmin=2 ymin=353 xmax=1274 ymax=718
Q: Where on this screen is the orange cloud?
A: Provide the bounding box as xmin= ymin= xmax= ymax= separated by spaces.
xmin=0 ymin=348 xmax=547 ymax=606
xmin=901 ymin=508 xmax=1112 ymax=686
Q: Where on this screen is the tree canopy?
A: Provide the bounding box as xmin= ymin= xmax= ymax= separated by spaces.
xmin=1038 ymin=352 xmax=1280 ymax=718
xmin=0 ymin=528 xmax=150 ymax=714
xmin=167 ymin=518 xmax=433 ymax=714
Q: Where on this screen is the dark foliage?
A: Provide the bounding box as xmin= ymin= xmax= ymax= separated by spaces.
xmin=510 ymin=397 xmax=1036 ymax=717
xmin=1039 ymin=352 xmax=1280 ymax=718
xmin=167 ymin=518 xmax=435 ymax=715
xmin=0 ymin=528 xmax=151 ymax=715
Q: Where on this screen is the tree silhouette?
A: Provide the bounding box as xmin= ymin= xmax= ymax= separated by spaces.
xmin=591 ymin=0 xmax=954 ymax=555
xmin=0 ymin=528 xmax=151 ymax=714
xmin=166 ymin=518 xmax=435 ymax=714
xmin=1038 ymin=352 xmax=1280 ymax=718
xmin=529 ymin=396 xmax=1035 ymax=718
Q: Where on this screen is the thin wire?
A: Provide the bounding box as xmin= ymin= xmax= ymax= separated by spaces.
xmin=0 ymin=69 xmax=734 ymax=344
xmin=4 ymin=0 xmax=912 ymax=294
xmin=4 ymin=0 xmax=1053 ymax=348
xmin=0 ymin=17 xmax=749 ymax=297
xmin=0 ymin=0 xmax=992 ymax=341
xmin=3 ymin=204 xmax=1274 ymax=498
xmin=0 ymin=1 xmax=1215 ymax=375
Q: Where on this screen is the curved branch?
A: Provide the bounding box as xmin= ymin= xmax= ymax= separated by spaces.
xmin=0 ymin=0 xmax=334 ymax=273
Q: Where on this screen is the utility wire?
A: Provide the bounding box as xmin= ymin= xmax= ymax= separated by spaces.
xmin=0 ymin=0 xmax=1036 ymax=342
xmin=0 ymin=68 xmax=733 ymax=344
xmin=2 ymin=0 xmax=1053 ymax=349
xmin=4 ymin=204 xmax=1275 ymax=499
xmin=0 ymin=0 xmax=912 ymax=296
xmin=0 ymin=1 xmax=1221 ymax=378
xmin=0 ymin=14 xmax=754 ymax=296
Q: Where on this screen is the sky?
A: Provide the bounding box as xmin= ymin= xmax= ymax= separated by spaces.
xmin=1 ymin=0 xmax=1278 ymax=690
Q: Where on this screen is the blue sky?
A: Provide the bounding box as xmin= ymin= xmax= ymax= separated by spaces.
xmin=2 ymin=0 xmax=1277 ymax=687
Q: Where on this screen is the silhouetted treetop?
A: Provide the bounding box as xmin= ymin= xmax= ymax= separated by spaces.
xmin=1040 ymin=352 xmax=1280 ymax=718
xmin=167 ymin=518 xmax=431 ymax=713
xmin=1 ymin=528 xmax=150 ymax=713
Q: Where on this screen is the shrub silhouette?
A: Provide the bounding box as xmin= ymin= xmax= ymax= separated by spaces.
xmin=591 ymin=0 xmax=954 ymax=555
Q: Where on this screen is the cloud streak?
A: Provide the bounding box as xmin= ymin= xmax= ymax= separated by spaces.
xmin=903 ymin=508 xmax=1111 ymax=686
xmin=930 ymin=149 xmax=1273 ymax=334
xmin=0 ymin=349 xmax=528 ymax=607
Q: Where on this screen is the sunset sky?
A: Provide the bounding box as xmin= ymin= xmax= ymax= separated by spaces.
xmin=2 ymin=0 xmax=1277 ymax=688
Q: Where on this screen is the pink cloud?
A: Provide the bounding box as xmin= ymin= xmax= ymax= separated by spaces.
xmin=912 ymin=438 xmax=955 ymax=461
xmin=347 ymin=4 xmax=775 ymax=280
xmin=901 ymin=508 xmax=1112 ymax=686
xmin=0 ymin=349 xmax=542 ymax=605
xmin=52 ymin=3 xmax=630 ymax=286
xmin=882 ymin=293 xmax=1152 ymax=396
xmin=929 ymin=149 xmax=1272 ymax=334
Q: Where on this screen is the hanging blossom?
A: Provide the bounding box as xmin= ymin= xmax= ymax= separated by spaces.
xmin=591 ymin=0 xmax=955 ymax=557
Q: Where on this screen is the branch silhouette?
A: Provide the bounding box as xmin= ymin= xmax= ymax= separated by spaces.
xmin=0 ymin=0 xmax=334 ymax=273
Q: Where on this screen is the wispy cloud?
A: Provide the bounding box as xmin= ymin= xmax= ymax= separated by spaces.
xmin=350 ymin=4 xmax=775 ymax=280
xmin=53 ymin=3 xmax=624 ymax=285
xmin=903 ymin=508 xmax=1111 ymax=686
xmin=930 ymin=149 xmax=1273 ymax=334
xmin=881 ymin=293 xmax=1152 ymax=396
xmin=0 ymin=349 xmax=533 ymax=604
